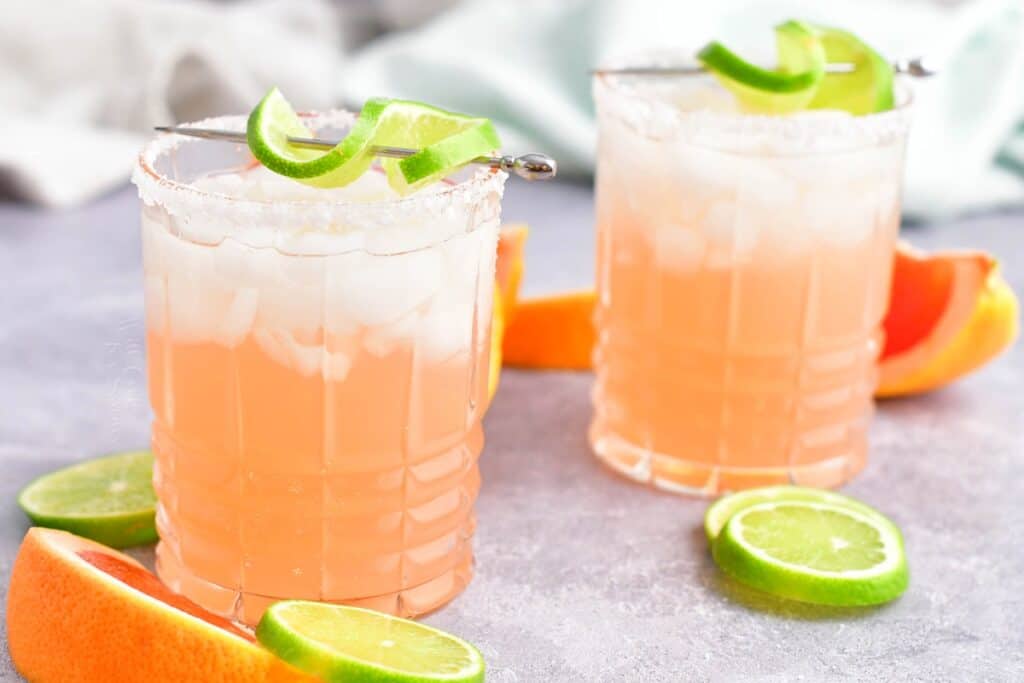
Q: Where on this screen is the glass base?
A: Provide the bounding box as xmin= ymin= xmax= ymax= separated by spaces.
xmin=155 ymin=542 xmax=474 ymax=626
xmin=589 ymin=422 xmax=866 ymax=497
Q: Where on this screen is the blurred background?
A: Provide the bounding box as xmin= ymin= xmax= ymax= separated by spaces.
xmin=0 ymin=0 xmax=1021 ymax=219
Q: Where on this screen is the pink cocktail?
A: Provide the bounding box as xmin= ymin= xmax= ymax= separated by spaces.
xmin=591 ymin=67 xmax=911 ymax=495
xmin=134 ymin=111 xmax=506 ymax=624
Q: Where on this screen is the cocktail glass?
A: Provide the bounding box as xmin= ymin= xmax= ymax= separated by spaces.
xmin=591 ymin=62 xmax=912 ymax=495
xmin=132 ymin=110 xmax=506 ymax=624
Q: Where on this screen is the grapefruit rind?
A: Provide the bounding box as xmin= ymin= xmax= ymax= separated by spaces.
xmin=495 ymin=223 xmax=529 ymax=323
xmin=487 ymin=224 xmax=530 ymax=403
xmin=6 ymin=527 xmax=315 ymax=683
xmin=877 ymin=247 xmax=1019 ymax=396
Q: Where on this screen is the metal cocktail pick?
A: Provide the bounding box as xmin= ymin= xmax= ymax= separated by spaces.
xmin=592 ymin=56 xmax=938 ymax=78
xmin=153 ymin=126 xmax=558 ymax=181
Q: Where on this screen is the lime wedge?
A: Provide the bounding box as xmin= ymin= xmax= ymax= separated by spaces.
xmin=807 ymin=25 xmax=894 ymax=114
xmin=698 ymin=20 xmax=826 ymax=114
xmin=704 ymin=485 xmax=889 ymax=542
xmin=256 ymin=601 xmax=485 ymax=683
xmin=712 ymin=500 xmax=909 ymax=606
xmin=247 ymin=88 xmax=500 ymax=195
xmin=17 ymin=451 xmax=157 ymax=549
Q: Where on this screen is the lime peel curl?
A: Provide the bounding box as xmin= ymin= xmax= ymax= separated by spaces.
xmin=246 ymin=88 xmax=501 ymax=195
xmin=697 ymin=20 xmax=894 ymax=116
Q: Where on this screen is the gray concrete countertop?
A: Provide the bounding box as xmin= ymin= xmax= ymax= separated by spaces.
xmin=1 ymin=181 xmax=1022 ymax=682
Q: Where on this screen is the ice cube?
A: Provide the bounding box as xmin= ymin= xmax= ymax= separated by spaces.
xmin=323 ymin=350 xmax=352 ymax=383
xmin=163 ymin=246 xmax=229 ymax=342
xmin=675 ymin=145 xmax=741 ymax=201
xmin=418 ymin=284 xmax=476 ymax=360
xmin=253 ymin=328 xmax=321 ymax=376
xmin=143 ymin=274 xmax=167 ymax=333
xmin=806 ymin=189 xmax=880 ymax=249
xmin=218 ymin=288 xmax=259 ymax=347
xmin=211 ymin=238 xmax=257 ymax=287
xmin=737 ymin=162 xmax=799 ymax=212
xmin=326 ymin=249 xmax=444 ymax=328
xmin=254 ymin=255 xmax=324 ymax=340
xmin=653 ymin=223 xmax=706 ymax=273
xmin=364 ymin=308 xmax=420 ymax=358
xmin=703 ymin=200 xmax=759 ymax=269
xmin=762 ymin=207 xmax=814 ymax=260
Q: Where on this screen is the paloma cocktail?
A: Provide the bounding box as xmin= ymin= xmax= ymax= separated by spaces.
xmin=134 ymin=111 xmax=505 ymax=624
xmin=591 ymin=66 xmax=911 ymax=495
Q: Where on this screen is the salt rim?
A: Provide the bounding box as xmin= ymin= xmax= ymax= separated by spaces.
xmin=593 ymin=51 xmax=913 ymax=154
xmin=131 ymin=110 xmax=508 ymax=231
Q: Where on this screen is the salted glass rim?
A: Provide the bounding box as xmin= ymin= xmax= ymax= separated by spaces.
xmin=593 ymin=51 xmax=913 ymax=151
xmin=132 ymin=109 xmax=507 ymax=227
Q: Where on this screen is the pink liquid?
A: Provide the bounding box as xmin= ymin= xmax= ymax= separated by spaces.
xmin=590 ymin=80 xmax=908 ymax=494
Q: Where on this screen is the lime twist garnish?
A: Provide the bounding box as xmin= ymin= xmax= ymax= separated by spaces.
xmin=256 ymin=601 xmax=485 ymax=683
xmin=17 ymin=450 xmax=158 ymax=549
xmin=708 ymin=488 xmax=909 ymax=607
xmin=698 ymin=20 xmax=894 ymax=115
xmin=807 ymin=26 xmax=894 ymax=115
xmin=247 ymin=88 xmax=501 ymax=195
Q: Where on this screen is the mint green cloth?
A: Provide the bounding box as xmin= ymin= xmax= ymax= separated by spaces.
xmin=340 ymin=0 xmax=1024 ymax=219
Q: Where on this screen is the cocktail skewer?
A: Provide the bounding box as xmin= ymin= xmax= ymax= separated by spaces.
xmin=592 ymin=56 xmax=937 ymax=78
xmin=154 ymin=126 xmax=557 ymax=181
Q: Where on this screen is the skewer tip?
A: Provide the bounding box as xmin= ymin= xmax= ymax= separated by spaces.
xmin=899 ymin=56 xmax=939 ymax=78
xmin=513 ymin=154 xmax=557 ymax=181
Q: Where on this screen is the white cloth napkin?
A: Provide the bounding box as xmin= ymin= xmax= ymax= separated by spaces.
xmin=0 ymin=0 xmax=344 ymax=207
xmin=2 ymin=0 xmax=1022 ymax=219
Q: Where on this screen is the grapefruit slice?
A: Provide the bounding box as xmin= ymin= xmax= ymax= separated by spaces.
xmin=6 ymin=528 xmax=316 ymax=683
xmin=502 ymin=290 xmax=596 ymax=370
xmin=877 ymin=244 xmax=1019 ymax=396
xmin=487 ymin=224 xmax=530 ymax=402
xmin=495 ymin=223 xmax=529 ymax=323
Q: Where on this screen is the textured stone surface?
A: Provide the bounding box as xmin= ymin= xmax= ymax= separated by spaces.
xmin=1 ymin=181 xmax=1022 ymax=681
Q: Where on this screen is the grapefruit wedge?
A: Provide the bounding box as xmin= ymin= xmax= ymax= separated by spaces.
xmin=502 ymin=290 xmax=596 ymax=370
xmin=495 ymin=223 xmax=529 ymax=323
xmin=6 ymin=528 xmax=316 ymax=683
xmin=487 ymin=223 xmax=530 ymax=401
xmin=877 ymin=244 xmax=1019 ymax=396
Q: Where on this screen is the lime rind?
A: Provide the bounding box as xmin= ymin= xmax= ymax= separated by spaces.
xmin=698 ymin=19 xmax=894 ymax=116
xmin=808 ymin=25 xmax=894 ymax=115
xmin=246 ymin=88 xmax=344 ymax=179
xmin=17 ymin=450 xmax=158 ymax=549
xmin=698 ymin=20 xmax=826 ymax=114
xmin=385 ymin=118 xmax=500 ymax=194
xmin=712 ymin=500 xmax=909 ymax=606
xmin=256 ymin=601 xmax=485 ymax=683
xmin=247 ymin=88 xmax=500 ymax=195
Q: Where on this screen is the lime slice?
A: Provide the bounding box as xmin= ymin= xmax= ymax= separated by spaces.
xmin=256 ymin=601 xmax=484 ymax=683
xmin=698 ymin=20 xmax=826 ymax=114
xmin=807 ymin=25 xmax=894 ymax=114
xmin=17 ymin=451 xmax=157 ymax=549
xmin=374 ymin=103 xmax=500 ymax=194
xmin=704 ymin=485 xmax=888 ymax=542
xmin=712 ymin=500 xmax=909 ymax=606
xmin=247 ymin=88 xmax=500 ymax=195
